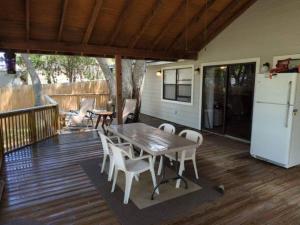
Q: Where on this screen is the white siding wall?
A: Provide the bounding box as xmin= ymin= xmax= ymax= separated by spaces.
xmin=141 ymin=0 xmax=300 ymax=129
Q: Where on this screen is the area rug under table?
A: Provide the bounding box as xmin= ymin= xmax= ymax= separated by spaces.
xmin=80 ymin=158 xmax=222 ymax=225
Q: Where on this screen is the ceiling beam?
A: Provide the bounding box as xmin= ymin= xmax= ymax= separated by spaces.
xmin=57 ymin=0 xmax=69 ymax=41
xmin=82 ymin=0 xmax=104 ymax=44
xmin=151 ymin=0 xmax=186 ymax=50
xmin=109 ymin=0 xmax=132 ymax=46
xmin=192 ymin=0 xmax=257 ymax=50
xmin=0 ymin=40 xmax=198 ymax=60
xmin=166 ymin=0 xmax=216 ymax=51
xmin=25 ymin=0 xmax=30 ymax=40
xmin=128 ymin=0 xmax=162 ymax=48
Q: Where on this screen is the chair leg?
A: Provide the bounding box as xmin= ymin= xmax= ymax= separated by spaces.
xmin=157 ymin=156 xmax=163 ymax=175
xmin=134 ymin=174 xmax=139 ymax=182
xmin=192 ymin=157 xmax=199 ymax=179
xmin=111 ymin=168 xmax=119 ymax=192
xmin=176 ymin=159 xmax=185 ymax=189
xmin=153 ymin=156 xmax=156 ymax=165
xmin=139 ymin=150 xmax=144 ymax=157
xmin=101 ymin=154 xmax=107 ymax=173
xmin=108 ymin=158 xmax=114 ymax=181
xmin=124 ymin=173 xmax=134 ymax=204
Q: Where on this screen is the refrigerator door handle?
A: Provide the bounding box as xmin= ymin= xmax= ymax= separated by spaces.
xmin=285 ymin=81 xmax=292 ymax=127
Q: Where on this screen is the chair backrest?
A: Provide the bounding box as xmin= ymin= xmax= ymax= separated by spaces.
xmin=79 ymin=98 xmax=95 ymax=115
xmin=99 ymin=132 xmax=113 ymax=155
xmin=178 ymin=130 xmax=203 ymax=146
xmin=122 ymin=99 xmax=137 ymax=123
xmin=108 ymin=143 xmax=127 ymax=171
xmin=158 ymin=123 xmax=176 ymax=134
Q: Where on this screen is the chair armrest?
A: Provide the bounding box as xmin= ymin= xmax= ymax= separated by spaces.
xmin=131 ymin=155 xmax=152 ymax=162
xmin=114 ymin=142 xmax=132 ymax=147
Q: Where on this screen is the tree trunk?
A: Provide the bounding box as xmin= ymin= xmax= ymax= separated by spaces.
xmin=132 ymin=60 xmax=146 ymax=117
xmin=122 ymin=59 xmax=133 ymax=99
xmin=96 ymin=58 xmax=146 ymax=119
xmin=96 ymin=58 xmax=116 ymax=103
xmin=21 ymin=54 xmax=42 ymax=106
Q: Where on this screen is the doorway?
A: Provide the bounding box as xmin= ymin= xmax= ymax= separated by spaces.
xmin=202 ymin=62 xmax=256 ymax=141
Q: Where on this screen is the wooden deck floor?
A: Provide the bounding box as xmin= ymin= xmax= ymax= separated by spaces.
xmin=1 ymin=116 xmax=300 ymax=224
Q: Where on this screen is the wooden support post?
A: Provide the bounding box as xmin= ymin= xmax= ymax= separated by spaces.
xmin=115 ymin=55 xmax=122 ymax=124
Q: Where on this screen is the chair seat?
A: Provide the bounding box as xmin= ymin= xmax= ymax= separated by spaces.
xmin=125 ymin=159 xmax=149 ymax=173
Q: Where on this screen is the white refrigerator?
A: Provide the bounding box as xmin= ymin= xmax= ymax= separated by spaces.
xmin=251 ymin=73 xmax=300 ymax=168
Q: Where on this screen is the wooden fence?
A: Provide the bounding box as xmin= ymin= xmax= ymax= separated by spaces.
xmin=0 ymin=80 xmax=109 ymax=112
xmin=49 ymin=93 xmax=109 ymax=112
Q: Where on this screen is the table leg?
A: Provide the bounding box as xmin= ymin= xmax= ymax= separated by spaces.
xmin=95 ymin=115 xmax=102 ymax=129
xmin=151 ymin=153 xmax=188 ymax=200
xmin=101 ymin=115 xmax=107 ymax=134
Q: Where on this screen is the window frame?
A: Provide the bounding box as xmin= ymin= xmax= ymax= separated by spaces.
xmin=161 ymin=65 xmax=194 ymax=106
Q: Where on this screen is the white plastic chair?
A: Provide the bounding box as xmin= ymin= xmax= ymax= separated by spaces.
xmin=157 ymin=129 xmax=203 ymax=188
xmin=67 ymin=98 xmax=95 ymax=127
xmin=109 ymin=143 xmax=159 ymax=204
xmin=156 ymin=123 xmax=176 ymax=173
xmin=122 ymin=99 xmax=137 ymax=123
xmin=99 ymin=131 xmax=134 ymax=181
xmin=158 ymin=123 xmax=176 ymax=134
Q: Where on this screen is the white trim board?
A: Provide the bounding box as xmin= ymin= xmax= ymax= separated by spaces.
xmin=161 ymin=64 xmax=195 ymax=106
xmin=198 ymin=57 xmax=261 ymax=130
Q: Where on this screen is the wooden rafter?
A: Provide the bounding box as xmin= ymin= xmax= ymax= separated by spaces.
xmin=25 ymin=0 xmax=30 ymax=40
xmin=166 ymin=0 xmax=216 ymax=50
xmin=128 ymin=0 xmax=162 ymax=48
xmin=192 ymin=0 xmax=257 ymax=50
xmin=57 ymin=0 xmax=69 ymax=41
xmin=0 ymin=40 xmax=197 ymax=60
xmin=151 ymin=0 xmax=186 ymax=50
xmin=109 ymin=0 xmax=132 ymax=46
xmin=82 ymin=0 xmax=104 ymax=44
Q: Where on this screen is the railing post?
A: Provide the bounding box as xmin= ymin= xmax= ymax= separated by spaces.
xmin=54 ymin=105 xmax=59 ymax=133
xmin=29 ymin=109 xmax=37 ymax=144
xmin=0 ymin=119 xmax=4 ymax=166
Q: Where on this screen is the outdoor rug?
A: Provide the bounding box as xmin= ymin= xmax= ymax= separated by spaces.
xmin=81 ymin=158 xmax=223 ymax=225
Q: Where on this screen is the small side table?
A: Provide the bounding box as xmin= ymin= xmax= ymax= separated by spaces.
xmin=93 ymin=110 xmax=114 ymax=131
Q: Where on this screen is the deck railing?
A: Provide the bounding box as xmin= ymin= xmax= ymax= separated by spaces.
xmin=49 ymin=93 xmax=109 ymax=111
xmin=0 ymin=103 xmax=59 ymax=155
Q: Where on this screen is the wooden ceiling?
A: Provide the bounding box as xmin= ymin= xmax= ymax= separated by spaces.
xmin=0 ymin=0 xmax=257 ymax=60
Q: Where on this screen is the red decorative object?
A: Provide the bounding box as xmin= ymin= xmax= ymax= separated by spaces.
xmin=269 ymin=58 xmax=291 ymax=79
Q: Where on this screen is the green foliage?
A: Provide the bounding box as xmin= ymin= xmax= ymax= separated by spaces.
xmin=16 ymin=54 xmax=104 ymax=84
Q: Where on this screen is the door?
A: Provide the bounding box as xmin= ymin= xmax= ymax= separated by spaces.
xmin=202 ymin=65 xmax=227 ymax=134
xmin=202 ymin=62 xmax=256 ymax=141
xmin=225 ymin=63 xmax=256 ymax=140
xmin=250 ymin=103 xmax=292 ymax=166
xmin=255 ymin=73 xmax=298 ymax=105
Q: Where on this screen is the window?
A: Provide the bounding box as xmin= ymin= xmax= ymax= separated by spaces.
xmin=162 ymin=67 xmax=193 ymax=103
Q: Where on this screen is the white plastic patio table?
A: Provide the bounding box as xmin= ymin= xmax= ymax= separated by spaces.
xmin=107 ymin=123 xmax=198 ymax=199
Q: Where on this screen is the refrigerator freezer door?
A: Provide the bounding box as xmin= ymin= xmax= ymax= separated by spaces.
xmin=250 ymin=103 xmax=293 ymax=166
xmin=255 ymin=73 xmax=297 ymax=105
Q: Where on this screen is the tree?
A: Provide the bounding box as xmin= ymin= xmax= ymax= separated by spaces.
xmin=20 ymin=54 xmax=42 ymax=106
xmin=30 ymin=55 xmax=60 ymax=84
xmin=59 ymin=56 xmax=103 ymax=83
xmin=96 ymin=58 xmax=146 ymax=117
